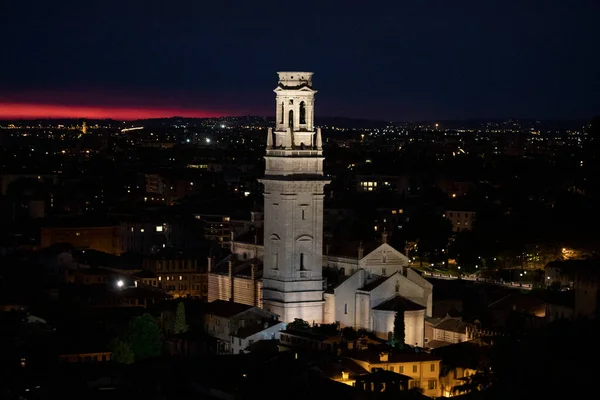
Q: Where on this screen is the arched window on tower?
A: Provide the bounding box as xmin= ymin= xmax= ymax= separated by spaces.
xmin=280 ymin=103 xmax=284 ymax=124
xmin=299 ymin=101 xmax=306 ymax=124
xmin=300 ymin=253 xmax=305 ymax=270
xmin=288 ymin=110 xmax=294 ymax=131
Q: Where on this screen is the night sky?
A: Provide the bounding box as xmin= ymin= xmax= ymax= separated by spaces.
xmin=1 ymin=0 xmax=599 ymax=121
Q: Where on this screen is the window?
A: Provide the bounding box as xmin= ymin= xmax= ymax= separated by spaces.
xmin=299 ymin=101 xmax=306 ymax=124
xmin=413 ymin=365 xmax=417 ymax=373
xmin=389 ymin=366 xmax=395 ymax=372
xmin=428 ymin=380 xmax=437 ymax=390
xmin=430 ymin=363 xmax=435 ymax=372
xmin=288 ymin=110 xmax=294 ymax=130
xmin=300 ymin=253 xmax=305 ymax=270
xmin=398 ymin=366 xmax=404 ymax=373
xmin=409 ymin=381 xmax=419 ymax=389
xmin=301 ymin=209 xmax=305 ymax=220
xmin=344 ymin=304 xmax=348 ymax=314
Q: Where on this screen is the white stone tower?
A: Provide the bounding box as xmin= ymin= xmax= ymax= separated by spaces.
xmin=259 ymin=72 xmax=329 ymax=324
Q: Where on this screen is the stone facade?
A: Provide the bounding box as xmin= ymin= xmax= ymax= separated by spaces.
xmin=259 ymin=72 xmax=329 ymax=324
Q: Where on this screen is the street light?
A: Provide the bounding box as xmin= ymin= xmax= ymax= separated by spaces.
xmin=116 ymin=280 xmax=124 ymax=288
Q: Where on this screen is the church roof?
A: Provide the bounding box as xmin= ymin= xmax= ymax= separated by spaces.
xmin=359 ymin=275 xmax=389 ymax=292
xmin=372 ymin=295 xmax=426 ymax=312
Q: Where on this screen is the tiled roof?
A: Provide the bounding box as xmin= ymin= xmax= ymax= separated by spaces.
xmin=207 ymin=300 xmax=254 ymax=318
xmin=350 ymin=347 xmax=441 ymax=364
xmin=426 ymin=340 xmax=453 ymax=350
xmin=317 ymin=357 xmax=369 ymax=380
xmin=372 ymin=295 xmax=426 ymax=312
xmin=434 ymin=317 xmax=471 ymax=333
xmin=233 ymin=320 xmax=283 ymax=339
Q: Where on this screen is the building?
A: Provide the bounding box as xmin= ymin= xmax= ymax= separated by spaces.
xmin=203 ymin=300 xmax=283 ymax=354
xmin=40 ymin=224 xmax=123 ymax=255
xmin=143 ymin=251 xmax=207 ymax=299
xmin=355 ymin=174 xmax=407 ymax=194
xmin=424 ymin=315 xmax=474 ymax=349
xmin=258 ymin=71 xmax=329 ymax=324
xmin=444 ymin=210 xmax=476 ymax=233
xmin=207 ymin=252 xmax=263 ymax=307
xmin=194 ymin=212 xmax=263 ymax=248
xmin=208 ymin=72 xmax=432 ymax=344
xmin=431 ymin=339 xmax=492 ymax=397
xmin=323 ymin=235 xmax=432 ymax=348
xmin=349 ymin=349 xmax=442 ymax=397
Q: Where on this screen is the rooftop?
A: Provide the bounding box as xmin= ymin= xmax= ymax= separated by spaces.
xmin=207 ymin=300 xmax=254 ymax=318
xmin=233 ymin=319 xmax=283 ymax=339
xmin=360 ymin=275 xmax=389 ymax=292
xmin=350 ymin=347 xmax=441 ymax=364
xmin=434 ymin=317 xmax=472 ymax=333
xmin=373 ymin=295 xmax=426 ymax=312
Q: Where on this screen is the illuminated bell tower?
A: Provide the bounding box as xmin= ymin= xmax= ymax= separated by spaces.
xmin=259 ymin=72 xmax=328 ymax=324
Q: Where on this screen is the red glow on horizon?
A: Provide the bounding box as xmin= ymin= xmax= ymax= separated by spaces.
xmin=0 ymin=102 xmax=230 ymax=120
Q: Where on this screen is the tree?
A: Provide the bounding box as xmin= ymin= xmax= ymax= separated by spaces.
xmin=174 ymin=302 xmax=189 ymax=335
xmin=286 ymin=318 xmax=310 ymax=331
xmin=129 ymin=313 xmax=163 ymax=360
xmin=109 ymin=338 xmax=134 ymax=364
xmin=393 ymin=304 xmax=405 ymax=348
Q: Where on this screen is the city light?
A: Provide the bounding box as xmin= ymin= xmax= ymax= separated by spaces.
xmin=116 ymin=280 xmax=124 ymax=288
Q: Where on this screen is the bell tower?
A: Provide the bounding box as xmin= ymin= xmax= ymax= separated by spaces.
xmin=259 ymin=72 xmax=328 ymax=324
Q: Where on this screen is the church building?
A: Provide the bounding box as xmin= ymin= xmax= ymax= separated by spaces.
xmin=207 ymin=72 xmax=432 ymax=347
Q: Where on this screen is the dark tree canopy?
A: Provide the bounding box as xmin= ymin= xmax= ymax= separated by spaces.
xmin=109 ymin=338 xmax=134 ymax=364
xmin=393 ymin=304 xmax=405 ymax=347
xmin=129 ymin=313 xmax=163 ymax=360
xmin=286 ymin=318 xmax=311 ymax=331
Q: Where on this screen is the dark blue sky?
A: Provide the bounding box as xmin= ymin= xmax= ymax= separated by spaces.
xmin=1 ymin=0 xmax=599 ymax=120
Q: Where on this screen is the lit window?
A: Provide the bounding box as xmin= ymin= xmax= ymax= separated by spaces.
xmin=156 ymin=226 xmax=163 ymax=232
xmin=140 ymin=228 xmax=145 ymax=233
xmin=76 ymin=232 xmax=81 ymax=236
xmin=179 ymin=276 xmax=183 ymax=280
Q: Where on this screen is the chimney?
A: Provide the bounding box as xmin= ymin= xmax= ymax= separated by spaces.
xmin=379 ymin=352 xmax=389 ymax=362
xmin=207 ymin=256 xmax=213 ymax=273
xmin=251 ymin=263 xmax=256 ymax=280
xmin=230 ymin=231 xmax=235 ymax=253
xmin=228 ymin=260 xmax=233 ymax=277
xmin=358 ymin=241 xmax=364 ymax=260
xmin=382 ymin=230 xmax=387 ymax=244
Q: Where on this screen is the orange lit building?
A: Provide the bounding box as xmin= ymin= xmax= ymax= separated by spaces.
xmin=40 ymin=225 xmax=123 ymax=255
